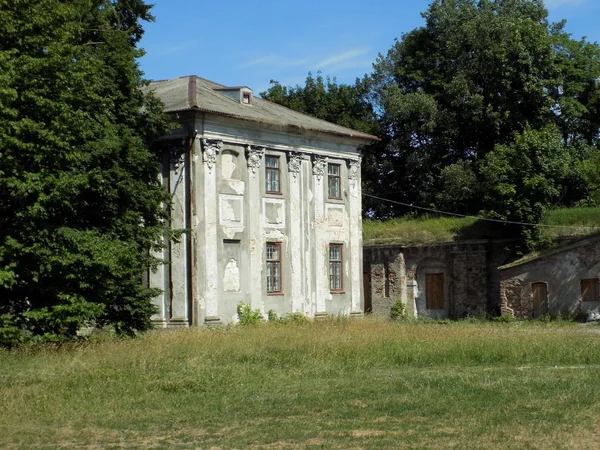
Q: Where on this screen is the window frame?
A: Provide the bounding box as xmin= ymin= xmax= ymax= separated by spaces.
xmin=327 ymin=163 xmax=342 ymax=200
xmin=581 ymin=278 xmax=599 ymax=302
xmin=266 ymin=242 xmax=283 ymax=294
xmin=265 ymin=155 xmax=281 ymax=195
xmin=329 ymin=243 xmax=344 ymax=293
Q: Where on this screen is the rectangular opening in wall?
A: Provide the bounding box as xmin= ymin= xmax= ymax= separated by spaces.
xmin=425 ymin=273 xmax=444 ymax=310
xmin=329 ymin=244 xmax=343 ymax=292
xmin=266 ymin=242 xmax=282 ymax=294
xmin=581 ymin=278 xmax=599 ymax=302
xmin=531 ymin=282 xmax=549 ymax=319
xmin=265 ymin=156 xmax=281 ymax=194
xmin=327 ymin=163 xmax=341 ymax=199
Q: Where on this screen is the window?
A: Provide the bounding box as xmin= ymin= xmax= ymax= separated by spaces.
xmin=242 ymin=92 xmax=252 ymax=104
xmin=329 ymin=244 xmax=343 ymax=292
xmin=425 ymin=273 xmax=444 ymax=310
xmin=265 ymin=156 xmax=280 ymax=194
xmin=266 ymin=242 xmax=282 ymax=293
xmin=582 ymin=278 xmax=599 ymax=302
xmin=328 ymin=163 xmax=341 ymax=199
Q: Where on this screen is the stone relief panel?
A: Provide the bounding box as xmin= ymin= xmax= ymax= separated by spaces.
xmin=220 ymin=150 xmax=241 ymax=180
xmin=220 ymin=149 xmax=245 ymax=195
xmin=263 ymin=198 xmax=285 ymax=229
xmin=326 ymin=204 xmax=346 ymax=228
xmin=220 ymin=194 xmax=244 ymax=225
xmin=223 ymin=240 xmax=241 ymax=293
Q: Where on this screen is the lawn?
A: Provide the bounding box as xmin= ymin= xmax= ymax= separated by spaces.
xmin=363 ymin=206 xmax=600 ymax=245
xmin=2 ymin=318 xmax=600 ymax=449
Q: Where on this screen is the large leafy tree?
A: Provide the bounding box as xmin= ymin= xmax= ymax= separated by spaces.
xmin=370 ymin=0 xmax=600 ymax=218
xmin=265 ymin=1 xmax=600 ymax=224
xmin=0 ymin=0 xmax=171 ymax=344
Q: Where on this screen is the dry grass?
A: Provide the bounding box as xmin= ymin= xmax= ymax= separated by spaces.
xmin=2 ymin=318 xmax=600 ymax=449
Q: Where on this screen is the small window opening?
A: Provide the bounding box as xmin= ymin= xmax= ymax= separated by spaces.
xmin=582 ymin=278 xmax=599 ymax=302
xmin=242 ymin=92 xmax=252 ymax=104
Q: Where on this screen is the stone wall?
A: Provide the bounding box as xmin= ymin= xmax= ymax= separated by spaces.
xmin=364 ymin=240 xmax=515 ymax=319
xmin=500 ymin=236 xmax=600 ymax=319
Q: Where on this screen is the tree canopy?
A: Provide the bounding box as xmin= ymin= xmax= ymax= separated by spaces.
xmin=0 ymin=0 xmax=171 ymax=345
xmin=262 ymin=0 xmax=600 ymax=242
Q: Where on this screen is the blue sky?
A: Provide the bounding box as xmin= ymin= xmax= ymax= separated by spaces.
xmin=139 ymin=0 xmax=600 ymax=94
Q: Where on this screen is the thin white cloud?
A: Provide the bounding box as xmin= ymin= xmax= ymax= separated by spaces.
xmin=240 ymin=54 xmax=280 ymax=69
xmin=544 ymin=0 xmax=588 ymax=9
xmin=315 ymin=48 xmax=370 ymax=68
xmin=240 ymin=55 xmax=312 ymax=70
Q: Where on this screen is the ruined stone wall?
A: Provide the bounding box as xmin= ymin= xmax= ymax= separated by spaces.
xmin=500 ymin=237 xmax=600 ymax=319
xmin=364 ymin=240 xmax=514 ymax=319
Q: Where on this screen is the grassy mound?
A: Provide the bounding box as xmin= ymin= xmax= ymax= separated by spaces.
xmin=363 ymin=207 xmax=600 ymax=245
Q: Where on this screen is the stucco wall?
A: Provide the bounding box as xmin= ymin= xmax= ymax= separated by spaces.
xmin=150 ymin=111 xmax=366 ymax=326
xmin=500 ymin=237 xmax=600 ymax=319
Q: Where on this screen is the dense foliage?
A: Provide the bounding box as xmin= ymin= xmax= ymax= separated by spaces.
xmin=0 ymin=0 xmax=171 ymax=345
xmin=262 ymin=0 xmax=600 ymax=246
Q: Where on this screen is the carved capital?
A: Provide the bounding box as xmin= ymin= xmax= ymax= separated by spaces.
xmin=168 ymin=139 xmax=187 ymax=174
xmin=348 ymin=157 xmax=361 ymax=183
xmin=246 ymin=145 xmax=265 ymax=174
xmin=312 ymin=155 xmax=327 ymax=182
xmin=288 ymin=152 xmax=302 ymax=179
xmin=201 ymin=139 xmax=221 ymax=172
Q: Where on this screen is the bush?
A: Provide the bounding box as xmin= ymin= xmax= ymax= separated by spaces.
xmin=237 ymin=302 xmax=263 ymax=326
xmin=390 ymin=298 xmax=408 ymax=320
xmin=267 ymin=310 xmax=310 ymax=324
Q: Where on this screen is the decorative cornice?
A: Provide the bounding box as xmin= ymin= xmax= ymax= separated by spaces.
xmin=288 ymin=152 xmax=302 ymax=179
xmin=312 ymin=155 xmax=327 ymax=182
xmin=201 ymin=139 xmax=221 ymax=172
xmin=246 ymin=145 xmax=265 ymax=175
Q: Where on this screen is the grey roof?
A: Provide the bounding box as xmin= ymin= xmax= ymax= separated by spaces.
xmin=147 ymin=75 xmax=379 ymax=142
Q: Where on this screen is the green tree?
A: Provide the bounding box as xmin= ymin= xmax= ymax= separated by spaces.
xmin=480 ymin=125 xmax=578 ymax=249
xmin=0 ymin=0 xmax=171 ymax=344
xmin=261 ymin=72 xmax=379 ymax=136
xmin=369 ymin=0 xmax=600 ymax=217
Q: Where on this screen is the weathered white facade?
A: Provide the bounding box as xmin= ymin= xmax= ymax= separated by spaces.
xmin=148 ymin=76 xmax=376 ymax=326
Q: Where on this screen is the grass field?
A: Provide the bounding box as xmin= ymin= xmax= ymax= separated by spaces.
xmin=2 ymin=318 xmax=600 ymax=449
xmin=363 ymin=207 xmax=600 ymax=245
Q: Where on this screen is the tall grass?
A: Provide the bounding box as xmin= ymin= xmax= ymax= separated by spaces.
xmin=364 ymin=207 xmax=600 ymax=245
xmin=2 ymin=319 xmax=600 ymax=448
xmin=363 ymin=216 xmax=479 ymax=244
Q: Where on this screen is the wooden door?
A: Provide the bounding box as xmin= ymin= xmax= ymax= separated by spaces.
xmin=426 ymin=273 xmax=445 ymax=310
xmin=531 ymin=283 xmax=548 ymax=319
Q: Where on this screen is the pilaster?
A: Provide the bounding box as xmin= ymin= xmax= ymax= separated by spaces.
xmin=246 ymin=145 xmax=265 ymax=313
xmin=312 ymin=155 xmax=328 ymax=314
xmin=348 ymin=157 xmax=363 ymax=313
xmin=201 ymin=138 xmax=221 ymax=321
